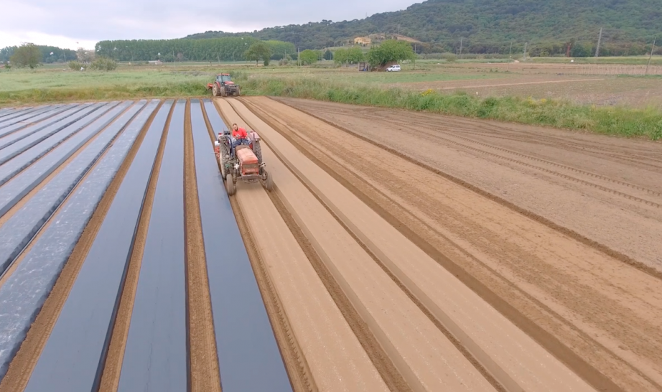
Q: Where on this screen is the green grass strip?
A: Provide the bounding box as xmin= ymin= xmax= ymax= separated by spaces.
xmin=242 ymin=77 xmax=662 ymax=140
xmin=0 ymin=82 xmax=208 ymax=106
xmin=2 ymin=75 xmax=660 ymax=140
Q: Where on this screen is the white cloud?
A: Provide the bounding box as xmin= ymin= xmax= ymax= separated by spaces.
xmin=0 ymin=0 xmax=418 ymax=49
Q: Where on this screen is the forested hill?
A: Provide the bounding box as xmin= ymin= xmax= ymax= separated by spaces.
xmin=188 ymin=0 xmax=660 ymax=55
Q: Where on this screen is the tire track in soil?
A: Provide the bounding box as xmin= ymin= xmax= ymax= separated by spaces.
xmin=0 ymin=100 xmax=161 ymax=392
xmin=227 ymin=100 xmax=493 ymax=391
xmin=267 ymin=189 xmax=412 ymax=392
xmin=271 ymin=96 xmax=662 ymax=302
xmin=438 ymin=121 xmax=662 ymax=170
xmin=183 ymin=100 xmax=222 ymax=392
xmin=283 ymin=102 xmax=661 ymax=207
xmin=347 ymin=112 xmax=662 ymax=206
xmin=272 ymin=98 xmax=662 ymax=281
xmin=234 ymin=101 xmax=531 ymax=390
xmin=231 ymin=99 xmax=580 ymax=392
xmin=207 ymin=99 xmax=315 ymax=392
xmin=284 ymin=99 xmax=662 ymax=177
xmin=98 ymin=101 xmax=173 ymax=392
xmin=259 ymin=147 xmax=496 ymax=391
xmin=375 ymin=113 xmax=661 ymax=197
xmin=220 ymin=98 xmax=423 ymax=391
xmin=444 ymin=128 xmax=662 ymax=169
xmin=241 ymin=97 xmax=659 ymax=392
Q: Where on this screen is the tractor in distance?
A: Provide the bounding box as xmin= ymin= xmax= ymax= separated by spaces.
xmin=207 ymin=73 xmax=241 ymax=97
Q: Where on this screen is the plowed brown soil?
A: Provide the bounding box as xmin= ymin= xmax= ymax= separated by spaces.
xmin=218 ymin=99 xmax=392 ymax=392
xmin=227 ymin=98 xmax=598 ymax=392
xmin=242 ymin=97 xmax=662 ymax=391
xmin=275 ymin=98 xmax=662 ymax=269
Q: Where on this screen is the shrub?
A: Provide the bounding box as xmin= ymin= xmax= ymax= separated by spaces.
xmin=90 ymin=57 xmax=117 ymax=71
xmin=441 ymin=53 xmax=457 ymax=62
xmin=68 ymin=61 xmax=84 ymax=71
xmin=300 ymin=50 xmax=320 ymax=65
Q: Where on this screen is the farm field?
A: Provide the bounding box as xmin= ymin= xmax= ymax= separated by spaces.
xmin=0 ymin=96 xmax=660 ymax=391
xmin=2 ymin=59 xmax=662 ymax=109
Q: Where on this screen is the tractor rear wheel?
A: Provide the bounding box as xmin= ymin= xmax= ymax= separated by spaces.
xmin=252 ymin=140 xmax=263 ymax=165
xmin=212 ymin=84 xmax=218 ymax=96
xmin=226 ymin=173 xmax=235 ymax=195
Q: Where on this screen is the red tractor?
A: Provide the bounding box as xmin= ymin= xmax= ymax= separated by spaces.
xmin=207 ymin=73 xmax=241 ymax=97
xmin=214 ymin=128 xmax=272 ymax=195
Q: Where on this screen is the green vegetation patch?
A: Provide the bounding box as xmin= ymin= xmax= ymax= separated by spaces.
xmin=242 ymin=76 xmax=662 ymax=140
xmin=0 ymin=81 xmax=207 ymax=106
xmin=0 ymin=69 xmax=213 ymax=92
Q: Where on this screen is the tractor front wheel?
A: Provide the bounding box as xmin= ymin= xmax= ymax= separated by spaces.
xmin=220 ymin=86 xmax=227 ymax=97
xmin=226 ymin=173 xmax=235 ymax=195
xmin=220 ymin=144 xmax=230 ymax=178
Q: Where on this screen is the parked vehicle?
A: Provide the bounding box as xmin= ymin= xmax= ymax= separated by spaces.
xmin=386 ymin=65 xmax=401 ymax=72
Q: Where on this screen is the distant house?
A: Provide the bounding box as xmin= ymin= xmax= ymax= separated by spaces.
xmin=354 ymin=37 xmax=372 ymax=46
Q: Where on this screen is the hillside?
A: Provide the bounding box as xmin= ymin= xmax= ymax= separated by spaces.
xmin=187 ymin=0 xmax=661 ymax=55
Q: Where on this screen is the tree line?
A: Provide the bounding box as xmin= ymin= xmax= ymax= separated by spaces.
xmin=94 ymin=38 xmax=295 ymax=62
xmin=0 ymin=45 xmax=77 ymax=63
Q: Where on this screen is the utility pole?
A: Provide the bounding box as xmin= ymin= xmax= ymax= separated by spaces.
xmin=297 ymin=47 xmax=300 ymax=67
xmin=595 ymin=27 xmax=603 ymax=57
xmin=413 ymin=44 xmax=417 ymax=70
xmin=646 ymin=38 xmax=656 ymax=75
xmin=523 ymin=42 xmax=528 ymax=61
xmin=459 ymin=37 xmax=463 ymax=59
xmin=509 ymin=40 xmax=513 ymax=58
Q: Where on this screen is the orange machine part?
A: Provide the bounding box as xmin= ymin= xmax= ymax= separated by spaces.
xmin=236 ymin=148 xmax=258 ymax=165
xmin=237 ymin=148 xmax=260 ymax=175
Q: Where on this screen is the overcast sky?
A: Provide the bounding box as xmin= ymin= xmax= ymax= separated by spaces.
xmin=0 ymin=0 xmax=417 ymax=50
